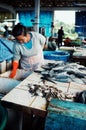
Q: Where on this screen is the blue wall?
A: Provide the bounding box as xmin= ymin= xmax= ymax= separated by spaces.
xmin=75 ymin=11 xmax=86 ymax=37
xmin=19 ymin=11 xmax=53 ymax=36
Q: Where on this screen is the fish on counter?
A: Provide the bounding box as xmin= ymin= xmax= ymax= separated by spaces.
xmin=34 ymin=61 xmax=86 ymax=85
xmin=27 ymin=83 xmax=74 ymax=101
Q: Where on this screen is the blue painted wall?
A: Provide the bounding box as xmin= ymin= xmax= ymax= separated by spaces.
xmin=19 ymin=11 xmax=34 ymax=27
xmin=18 ymin=11 xmax=53 ymax=36
xmin=75 ymin=11 xmax=86 ymax=37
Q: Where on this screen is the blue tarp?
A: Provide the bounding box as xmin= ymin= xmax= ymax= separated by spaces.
xmin=0 ymin=37 xmax=14 ymax=62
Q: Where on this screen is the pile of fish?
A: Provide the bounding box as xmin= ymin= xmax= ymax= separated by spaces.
xmin=28 ymin=83 xmax=74 ymax=101
xmin=35 ymin=61 xmax=86 ymax=85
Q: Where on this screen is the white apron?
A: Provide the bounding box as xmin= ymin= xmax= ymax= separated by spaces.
xmin=20 ymin=51 xmax=44 ymax=71
xmin=14 ymin=52 xmax=44 ymax=80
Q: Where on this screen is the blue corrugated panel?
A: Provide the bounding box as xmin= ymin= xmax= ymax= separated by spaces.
xmin=45 ymin=99 xmax=86 ymax=130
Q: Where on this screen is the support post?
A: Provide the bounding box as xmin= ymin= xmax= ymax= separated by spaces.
xmin=34 ymin=0 xmax=40 ymax=32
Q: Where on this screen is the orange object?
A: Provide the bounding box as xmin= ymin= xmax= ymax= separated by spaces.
xmin=9 ymin=61 xmax=19 ymax=78
xmin=64 ymin=37 xmax=71 ymax=46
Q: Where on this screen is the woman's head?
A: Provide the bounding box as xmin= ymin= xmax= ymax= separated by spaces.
xmin=12 ymin=23 xmax=27 ymax=37
xmin=12 ymin=23 xmax=30 ymax=43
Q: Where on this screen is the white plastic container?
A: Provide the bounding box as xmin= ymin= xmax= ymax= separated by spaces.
xmin=0 ymin=61 xmax=6 ymax=74
xmin=6 ymin=59 xmax=12 ymax=71
xmin=0 ymin=77 xmax=21 ymax=94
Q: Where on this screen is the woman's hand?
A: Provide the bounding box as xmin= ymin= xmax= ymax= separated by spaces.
xmin=9 ymin=61 xmax=19 ymax=78
xmin=9 ymin=70 xmax=17 ymax=78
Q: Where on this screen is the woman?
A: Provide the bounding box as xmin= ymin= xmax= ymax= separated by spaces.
xmin=9 ymin=23 xmax=46 ymax=80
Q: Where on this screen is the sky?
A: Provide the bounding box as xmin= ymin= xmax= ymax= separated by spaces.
xmin=54 ymin=11 xmax=75 ymax=25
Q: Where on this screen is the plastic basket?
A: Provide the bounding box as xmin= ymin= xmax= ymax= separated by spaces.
xmin=43 ymin=51 xmax=70 ymax=62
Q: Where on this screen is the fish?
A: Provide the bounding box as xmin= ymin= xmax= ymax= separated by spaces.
xmin=42 ymin=61 xmax=65 ymax=70
xmin=54 ymin=72 xmax=69 ymax=79
xmin=34 ymin=70 xmax=53 ymax=77
xmin=41 ymin=76 xmax=57 ymax=84
xmin=70 ymin=75 xmax=85 ymax=84
xmin=28 ymin=84 xmax=39 ymax=94
xmin=79 ymin=67 xmax=86 ymax=70
xmin=41 ymin=63 xmax=57 ymax=70
xmin=52 ymin=66 xmax=65 ymax=72
xmin=81 ymin=78 xmax=86 ymax=84
xmin=67 ymin=71 xmax=86 ymax=78
xmin=35 ymin=61 xmax=86 ymax=85
xmin=55 ymin=78 xmax=71 ymax=83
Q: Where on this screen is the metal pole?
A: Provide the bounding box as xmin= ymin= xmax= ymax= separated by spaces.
xmin=34 ymin=0 xmax=40 ymax=32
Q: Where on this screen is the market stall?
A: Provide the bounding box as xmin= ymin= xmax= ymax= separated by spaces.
xmin=1 ymin=60 xmax=86 ymax=129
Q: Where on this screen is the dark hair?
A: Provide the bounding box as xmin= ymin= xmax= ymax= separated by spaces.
xmin=12 ymin=23 xmax=28 ymax=37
